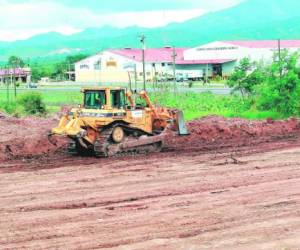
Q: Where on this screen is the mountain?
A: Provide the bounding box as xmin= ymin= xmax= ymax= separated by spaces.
xmin=154 ymin=0 xmax=300 ymax=45
xmin=1 ymin=0 xmax=300 ymax=62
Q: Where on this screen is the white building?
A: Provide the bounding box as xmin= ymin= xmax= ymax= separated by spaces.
xmin=184 ymin=40 xmax=300 ymax=77
xmin=75 ymin=48 xmax=187 ymax=83
xmin=75 ymin=47 xmax=232 ymax=83
xmin=75 ymin=40 xmax=300 ymax=83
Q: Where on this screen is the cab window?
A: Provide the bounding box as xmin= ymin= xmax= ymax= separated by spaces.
xmin=84 ymin=91 xmax=106 ymax=109
xmin=111 ymin=90 xmax=126 ymax=109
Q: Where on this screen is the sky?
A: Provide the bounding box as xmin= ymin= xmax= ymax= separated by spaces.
xmin=0 ymin=0 xmax=242 ymax=42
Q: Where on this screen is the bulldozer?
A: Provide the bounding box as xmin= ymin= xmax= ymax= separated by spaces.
xmin=50 ymin=87 xmax=188 ymax=157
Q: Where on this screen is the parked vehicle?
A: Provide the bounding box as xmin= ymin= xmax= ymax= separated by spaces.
xmin=28 ymin=82 xmax=38 ymax=89
xmin=175 ymin=70 xmax=204 ymax=82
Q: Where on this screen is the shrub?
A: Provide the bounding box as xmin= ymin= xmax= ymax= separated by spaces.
xmin=0 ymin=102 xmax=17 ymax=114
xmin=17 ymin=92 xmax=46 ymax=115
xmin=215 ymin=75 xmax=222 ymax=82
xmin=257 ymin=51 xmax=300 ymax=116
xmin=227 ymin=58 xmax=265 ymax=97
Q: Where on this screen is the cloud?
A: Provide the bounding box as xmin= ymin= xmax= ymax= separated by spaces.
xmin=0 ymin=0 xmax=242 ymax=41
xmin=1 ymin=0 xmax=243 ymax=12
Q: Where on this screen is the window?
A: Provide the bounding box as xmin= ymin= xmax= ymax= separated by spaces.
xmin=106 ymin=61 xmax=117 ymax=67
xmin=94 ymin=60 xmax=101 ymax=70
xmin=80 ymin=64 xmax=89 ymax=70
xmin=162 ymin=63 xmax=165 ymax=67
xmin=84 ymin=91 xmax=106 ymax=109
xmin=111 ymin=90 xmax=126 ymax=109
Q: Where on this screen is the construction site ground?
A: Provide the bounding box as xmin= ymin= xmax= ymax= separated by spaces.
xmin=0 ymin=115 xmax=300 ymax=249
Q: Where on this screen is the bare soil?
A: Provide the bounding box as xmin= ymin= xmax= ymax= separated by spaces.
xmin=1 ymin=115 xmax=300 ymax=249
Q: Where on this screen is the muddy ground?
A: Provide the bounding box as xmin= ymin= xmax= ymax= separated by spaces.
xmin=0 ymin=115 xmax=300 ymax=249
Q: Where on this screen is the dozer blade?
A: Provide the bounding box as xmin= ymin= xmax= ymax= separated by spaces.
xmin=176 ymin=110 xmax=189 ymax=135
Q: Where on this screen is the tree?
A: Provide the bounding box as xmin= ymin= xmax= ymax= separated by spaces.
xmin=30 ymin=53 xmax=89 ymax=81
xmin=7 ymin=56 xmax=25 ymax=68
xmin=52 ymin=54 xmax=89 ymax=80
xmin=227 ymin=58 xmax=265 ymax=98
xmin=66 ymin=54 xmax=88 ymax=65
xmin=257 ymin=51 xmax=300 ymax=116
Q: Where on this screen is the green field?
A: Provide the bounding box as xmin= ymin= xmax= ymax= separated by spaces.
xmin=0 ymin=88 xmax=283 ymax=121
xmin=152 ymin=92 xmax=283 ymax=120
xmin=0 ymin=89 xmax=81 ymax=113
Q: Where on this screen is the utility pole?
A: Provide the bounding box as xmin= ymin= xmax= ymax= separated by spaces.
xmin=10 ymin=69 xmax=13 ymax=99
xmin=134 ymin=63 xmax=137 ymax=93
xmin=6 ymin=65 xmax=10 ymax=103
xmin=128 ymin=71 xmax=132 ymax=92
xmin=13 ymin=67 xmax=16 ymax=98
xmin=140 ymin=35 xmax=146 ymax=91
xmin=68 ymin=63 xmax=71 ymax=81
xmin=206 ymin=64 xmax=209 ymax=84
xmin=172 ymin=46 xmax=177 ymax=93
xmin=27 ymin=57 xmax=30 ymax=88
xmin=153 ymin=64 xmax=158 ymax=91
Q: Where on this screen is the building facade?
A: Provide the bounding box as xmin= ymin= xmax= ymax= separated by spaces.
xmin=75 ymin=47 xmax=233 ymax=83
xmin=75 ymin=40 xmax=300 ymax=83
xmin=0 ymin=68 xmax=31 ymax=84
xmin=184 ymin=40 xmax=300 ymax=77
xmin=75 ymin=48 xmax=185 ymax=83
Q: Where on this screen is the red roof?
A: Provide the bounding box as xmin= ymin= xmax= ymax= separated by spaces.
xmin=110 ymin=48 xmax=235 ymax=65
xmin=110 ymin=48 xmax=186 ymax=63
xmin=0 ymin=68 xmax=30 ymax=76
xmin=225 ymin=40 xmax=300 ymax=49
xmin=176 ymin=59 xmax=235 ymax=65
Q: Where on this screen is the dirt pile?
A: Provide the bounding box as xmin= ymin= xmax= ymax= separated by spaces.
xmin=0 ymin=115 xmax=299 ymax=162
xmin=0 ymin=116 xmax=67 ymax=162
xmin=167 ymin=116 xmax=300 ymax=151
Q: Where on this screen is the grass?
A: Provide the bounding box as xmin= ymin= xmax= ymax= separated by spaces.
xmin=151 ymin=92 xmax=283 ymax=120
xmin=0 ymin=88 xmax=284 ymax=120
xmin=0 ymin=89 xmax=81 ymax=114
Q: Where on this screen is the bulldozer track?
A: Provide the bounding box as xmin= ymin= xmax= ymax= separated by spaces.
xmin=94 ymin=126 xmax=163 ymax=158
xmin=94 ymin=128 xmax=113 ymax=158
xmin=109 ymin=141 xmax=162 ymax=158
xmin=67 ymin=140 xmax=78 ymax=155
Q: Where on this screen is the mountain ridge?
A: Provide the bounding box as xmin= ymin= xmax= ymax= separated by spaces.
xmin=1 ymin=0 xmax=300 ymax=61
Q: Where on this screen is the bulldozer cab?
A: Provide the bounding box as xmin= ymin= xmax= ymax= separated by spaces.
xmin=82 ymin=87 xmax=127 ymax=110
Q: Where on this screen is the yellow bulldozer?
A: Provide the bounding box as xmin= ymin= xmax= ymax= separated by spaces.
xmin=50 ymin=87 xmax=188 ymax=157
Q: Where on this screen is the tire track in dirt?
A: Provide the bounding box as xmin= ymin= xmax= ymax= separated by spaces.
xmin=1 ymin=116 xmax=300 ymax=249
xmin=1 ymin=147 xmax=300 ymax=249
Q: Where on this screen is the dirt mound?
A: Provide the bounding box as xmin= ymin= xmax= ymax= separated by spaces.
xmin=167 ymin=116 xmax=300 ymax=151
xmin=0 ymin=117 xmax=67 ymax=162
xmin=0 ymin=115 xmax=299 ymax=162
